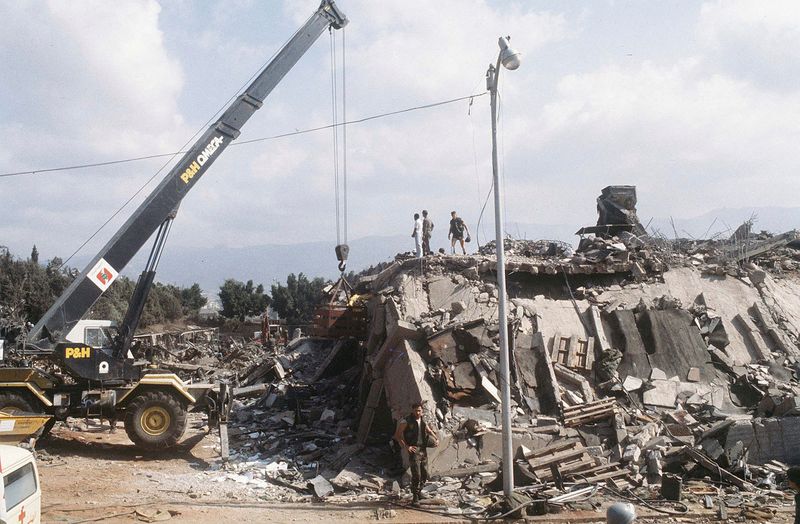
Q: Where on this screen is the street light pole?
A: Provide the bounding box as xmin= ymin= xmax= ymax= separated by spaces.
xmin=487 ymin=36 xmax=520 ymax=498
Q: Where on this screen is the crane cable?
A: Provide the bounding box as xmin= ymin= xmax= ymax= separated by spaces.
xmin=330 ymin=27 xmax=349 ymax=274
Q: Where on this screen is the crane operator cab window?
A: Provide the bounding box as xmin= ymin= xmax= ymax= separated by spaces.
xmin=84 ymin=326 xmax=118 ymax=349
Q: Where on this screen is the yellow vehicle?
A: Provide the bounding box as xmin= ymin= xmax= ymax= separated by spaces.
xmin=0 ymin=1 xmax=347 ymax=451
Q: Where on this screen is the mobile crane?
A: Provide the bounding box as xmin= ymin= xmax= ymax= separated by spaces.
xmin=0 ymin=1 xmax=348 ymax=450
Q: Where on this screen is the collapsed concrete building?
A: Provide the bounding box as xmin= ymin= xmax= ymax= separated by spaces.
xmin=354 ymin=186 xmax=800 ymax=489
xmin=203 ymin=186 xmax=800 ymax=517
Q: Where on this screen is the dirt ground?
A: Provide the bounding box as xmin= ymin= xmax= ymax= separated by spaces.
xmin=36 ymin=418 xmax=797 ymax=524
xmin=37 ymin=418 xmax=456 ymax=524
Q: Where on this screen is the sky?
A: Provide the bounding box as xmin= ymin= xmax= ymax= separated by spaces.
xmin=2 ymin=0 xmax=799 ymax=267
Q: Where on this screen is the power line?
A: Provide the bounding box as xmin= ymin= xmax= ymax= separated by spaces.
xmin=0 ymin=92 xmax=488 ymax=179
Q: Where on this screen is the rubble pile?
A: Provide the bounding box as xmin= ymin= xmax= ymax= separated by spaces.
xmin=160 ymin=185 xmax=800 ymax=518
xmin=321 ymin=185 xmax=800 ymax=517
xmin=144 ymin=335 xmax=270 ymax=382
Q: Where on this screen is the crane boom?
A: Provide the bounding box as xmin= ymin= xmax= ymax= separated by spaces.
xmin=28 ymin=1 xmax=348 ymax=352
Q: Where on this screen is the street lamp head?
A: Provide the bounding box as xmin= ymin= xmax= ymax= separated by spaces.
xmin=498 ymin=36 xmax=521 ymax=70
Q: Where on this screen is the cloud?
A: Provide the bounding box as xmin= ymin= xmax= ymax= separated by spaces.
xmin=521 ymin=56 xmax=800 ymax=221
xmin=698 ymin=0 xmax=800 ymax=89
xmin=3 ymin=0 xmax=798 ymax=271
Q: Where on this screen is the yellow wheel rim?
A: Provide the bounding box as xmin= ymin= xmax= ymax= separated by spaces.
xmin=140 ymin=406 xmax=170 ymax=436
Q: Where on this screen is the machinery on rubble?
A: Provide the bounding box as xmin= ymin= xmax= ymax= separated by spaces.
xmin=0 ymin=1 xmax=348 ymax=450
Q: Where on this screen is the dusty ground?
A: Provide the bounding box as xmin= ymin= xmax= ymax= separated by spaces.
xmin=37 ymin=418 xmax=456 ymax=524
xmin=36 ymin=418 xmax=797 ymax=523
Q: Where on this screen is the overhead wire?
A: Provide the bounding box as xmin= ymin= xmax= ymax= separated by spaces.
xmin=0 ymin=92 xmax=488 ymax=180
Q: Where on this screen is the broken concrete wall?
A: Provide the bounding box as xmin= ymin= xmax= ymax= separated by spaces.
xmin=725 ymin=417 xmax=800 ymax=465
xmin=760 ymin=275 xmax=800 ymax=352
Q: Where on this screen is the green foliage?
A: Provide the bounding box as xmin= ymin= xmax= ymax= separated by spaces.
xmin=0 ymin=248 xmax=210 ymax=330
xmin=219 ymin=279 xmax=270 ymax=322
xmin=0 ymin=248 xmax=72 ymax=325
xmin=270 ymin=273 xmax=326 ymax=327
xmin=181 ymin=283 xmax=207 ymax=314
xmin=92 ymin=280 xmax=202 ymax=327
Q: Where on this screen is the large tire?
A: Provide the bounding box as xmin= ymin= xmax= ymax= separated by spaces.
xmin=0 ymin=391 xmax=36 ymax=414
xmin=124 ymin=390 xmax=187 ymax=450
xmin=0 ymin=390 xmax=54 ymax=438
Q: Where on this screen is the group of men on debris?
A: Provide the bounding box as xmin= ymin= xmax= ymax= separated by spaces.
xmin=411 ymin=210 xmax=471 ymax=258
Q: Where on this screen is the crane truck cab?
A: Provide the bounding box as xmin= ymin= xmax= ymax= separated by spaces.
xmin=65 ymin=320 xmax=119 ymax=351
xmin=0 ymin=445 xmax=40 ymax=524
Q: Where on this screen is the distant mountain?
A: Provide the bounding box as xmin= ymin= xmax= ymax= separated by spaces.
xmin=116 ymin=235 xmax=412 ymax=292
xmin=644 ymin=206 xmax=800 ymax=240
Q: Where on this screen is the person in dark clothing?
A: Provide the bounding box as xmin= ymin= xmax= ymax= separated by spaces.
xmin=788 ymin=466 xmax=800 ymax=524
xmin=394 ymin=403 xmax=439 ymax=505
xmin=448 ymin=210 xmax=470 ymax=255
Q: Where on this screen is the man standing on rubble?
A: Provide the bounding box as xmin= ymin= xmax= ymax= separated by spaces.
xmin=448 ymin=211 xmax=470 ymax=255
xmin=421 ymin=210 xmax=434 ymax=256
xmin=395 ymin=403 xmax=439 ymax=505
xmin=411 ymin=213 xmax=423 ymax=258
xmin=788 ymin=466 xmax=800 ymax=524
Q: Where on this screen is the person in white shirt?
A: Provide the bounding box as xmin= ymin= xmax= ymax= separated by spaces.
xmin=411 ymin=213 xmax=423 ymax=258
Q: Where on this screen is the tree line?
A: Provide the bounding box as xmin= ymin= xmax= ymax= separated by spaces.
xmin=0 ymin=246 xmax=207 ymax=333
xmin=0 ymin=246 xmax=384 ymax=335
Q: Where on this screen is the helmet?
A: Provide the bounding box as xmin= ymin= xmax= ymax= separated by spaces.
xmin=606 ymin=502 xmax=636 ymax=524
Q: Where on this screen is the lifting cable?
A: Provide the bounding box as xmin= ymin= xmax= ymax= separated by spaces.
xmin=330 ymin=26 xmax=349 ymax=275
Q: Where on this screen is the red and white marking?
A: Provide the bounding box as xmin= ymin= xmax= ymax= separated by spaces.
xmin=88 ymin=258 xmax=119 ymax=292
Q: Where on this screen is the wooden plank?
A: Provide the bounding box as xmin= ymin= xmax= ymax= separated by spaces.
xmin=521 ymin=439 xmax=580 ymax=460
xmin=551 ymin=331 xmax=562 ymax=363
xmin=566 ymin=335 xmax=579 ymax=368
xmin=589 ymin=305 xmax=611 ymax=352
xmin=562 ymin=397 xmax=616 ymax=413
xmin=565 ymin=410 xmax=616 ymax=427
xmin=535 ymin=456 xmax=595 ymax=480
xmin=579 ymin=469 xmax=630 ymax=483
xmin=527 ymin=447 xmax=586 ymax=470
xmin=584 ymin=338 xmax=594 ymax=371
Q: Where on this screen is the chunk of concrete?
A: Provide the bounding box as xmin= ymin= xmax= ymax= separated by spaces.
xmin=650 ymin=368 xmax=667 ymax=380
xmin=687 ymin=367 xmax=701 ymax=382
xmin=308 ymin=475 xmax=334 ymax=499
xmin=643 ymin=379 xmax=678 ymax=408
xmin=622 ymin=376 xmax=644 ymax=392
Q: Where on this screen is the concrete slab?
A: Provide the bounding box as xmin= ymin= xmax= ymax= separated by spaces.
xmin=725 ymin=417 xmax=800 ymax=465
xmin=428 ymin=435 xmax=481 ymax=475
xmin=622 ymin=376 xmax=643 ymax=392
xmin=381 ymin=338 xmax=436 ymax=421
xmin=643 ymin=379 xmax=678 ymax=408
xmin=397 ymin=274 xmax=429 ymax=320
xmin=427 ymin=277 xmax=458 ymax=311
xmin=602 ymin=267 xmax=763 ymax=365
